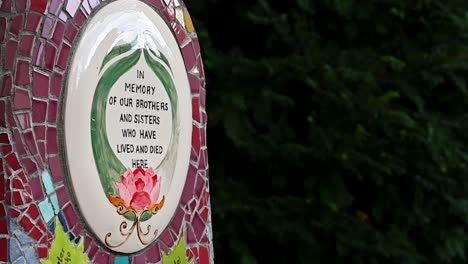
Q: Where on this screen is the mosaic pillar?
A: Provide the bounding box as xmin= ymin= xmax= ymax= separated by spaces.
xmin=0 ymin=0 xmax=212 ymax=263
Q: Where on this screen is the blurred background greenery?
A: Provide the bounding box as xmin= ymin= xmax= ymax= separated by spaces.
xmin=190 ymin=0 xmax=468 ymax=263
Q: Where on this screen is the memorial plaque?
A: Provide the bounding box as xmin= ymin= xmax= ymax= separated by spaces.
xmin=0 ymin=0 xmax=212 ymax=263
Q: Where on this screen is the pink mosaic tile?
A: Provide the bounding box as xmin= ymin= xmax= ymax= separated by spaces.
xmin=44 ymin=43 xmax=57 ymax=71
xmin=49 ymin=0 xmax=64 ymax=15
xmin=50 ymin=71 xmax=63 ymax=97
xmin=5 ymin=40 xmax=18 ymax=70
xmin=51 ymin=21 xmax=65 ymax=46
xmin=47 ymin=100 xmax=58 ymax=122
xmin=32 ymin=99 xmax=47 ymax=122
xmin=14 ymin=88 xmax=31 ymax=110
xmin=19 ymin=35 xmax=35 ymax=57
xmin=15 ymin=60 xmax=31 ymax=85
xmin=0 ymin=0 xmax=12 ymax=12
xmin=16 ymin=0 xmax=27 ymax=13
xmin=25 ymin=13 xmax=42 ymax=32
xmin=73 ymin=9 xmax=87 ymax=27
xmin=9 ymin=15 xmax=23 ymax=36
xmin=57 ymin=43 xmax=71 ymax=69
xmin=64 ymin=21 xmax=78 ymax=42
xmin=33 ymin=71 xmax=50 ymax=98
xmin=48 ymin=156 xmax=63 ymax=182
xmin=1 ymin=74 xmax=12 ymax=96
xmin=0 ymin=17 xmax=6 ymax=42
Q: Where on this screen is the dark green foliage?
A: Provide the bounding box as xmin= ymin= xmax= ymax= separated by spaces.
xmin=189 ymin=0 xmax=468 ymax=263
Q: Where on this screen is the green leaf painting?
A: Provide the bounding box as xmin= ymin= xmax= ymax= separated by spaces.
xmin=162 ymin=234 xmax=194 ymax=264
xmin=90 ymin=49 xmax=141 ymax=195
xmin=99 ymin=41 xmax=135 ymax=72
xmin=91 ymin=46 xmax=178 ymax=197
xmin=40 ymin=218 xmax=88 ymax=264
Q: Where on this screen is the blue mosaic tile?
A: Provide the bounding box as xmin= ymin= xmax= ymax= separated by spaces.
xmin=24 ymin=248 xmax=39 ymax=264
xmin=115 ymin=256 xmax=130 ymax=264
xmin=12 ymin=256 xmax=27 ymax=264
xmin=41 ymin=171 xmax=55 ymax=195
xmin=58 ymin=211 xmax=69 ymax=232
xmin=9 ymin=238 xmax=22 ymax=262
xmin=38 ymin=199 xmax=54 ymax=223
xmin=9 ymin=219 xmax=40 ymax=264
xmin=50 ymin=193 xmax=60 ymax=214
xmin=68 ymin=232 xmax=77 ymax=242
xmin=15 ymin=231 xmax=35 ymax=245
xmin=48 ymin=218 xmax=56 ymax=234
xmin=9 ymin=219 xmax=20 ymax=230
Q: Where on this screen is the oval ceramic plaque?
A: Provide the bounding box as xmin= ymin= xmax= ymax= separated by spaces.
xmin=63 ymin=0 xmax=192 ymax=253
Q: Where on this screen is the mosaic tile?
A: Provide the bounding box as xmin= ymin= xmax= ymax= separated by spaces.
xmin=59 ymin=11 xmax=68 ymax=22
xmin=15 ymin=60 xmax=31 ymax=86
xmin=15 ymin=230 xmax=35 ymax=245
xmin=132 ymin=254 xmax=146 ymax=264
xmin=44 ymin=43 xmax=57 ymax=71
xmin=38 ymin=199 xmax=54 ymax=223
xmin=200 ymin=87 xmax=206 ymax=110
xmin=64 ymin=22 xmax=78 ymax=42
xmin=51 ymin=21 xmax=65 ymax=46
xmin=30 ymin=177 xmax=44 ymax=200
xmin=57 ymin=43 xmax=71 ymax=69
xmin=50 ymin=194 xmax=60 ymax=214
xmin=34 ymin=126 xmax=45 ymax=140
xmin=65 ymin=0 xmax=80 ymax=17
xmin=198 ymin=246 xmax=209 ymax=264
xmin=25 ymin=14 xmax=42 ymax=32
xmin=62 ymin=203 xmax=78 ymax=228
xmin=0 ymin=0 xmax=12 ymax=12
xmin=16 ymin=0 xmax=27 ymax=13
xmin=5 ymin=40 xmax=18 ymax=70
xmin=115 ymin=255 xmax=129 ymax=264
xmin=32 ymin=71 xmax=49 ymax=98
xmin=19 ymin=35 xmax=35 ymax=57
xmin=24 ymin=248 xmax=39 ymax=264
xmin=192 ymin=126 xmax=201 ymax=154
xmin=14 ymin=89 xmax=31 ymax=110
xmin=46 ymin=127 xmax=58 ymax=154
xmin=0 ymin=18 xmax=5 ymax=42
xmin=47 ymin=100 xmax=58 ymax=122
xmin=31 ymin=0 xmax=48 ymax=13
xmin=1 ymin=74 xmax=12 ymax=96
xmin=9 ymin=15 xmax=23 ymax=37
xmin=93 ymin=252 xmax=109 ymax=263
xmin=9 ymin=238 xmax=22 ymax=263
xmin=172 ymin=22 xmax=187 ymax=45
xmin=188 ymin=74 xmax=201 ymax=94
xmin=33 ymin=40 xmax=45 ymax=67
xmin=146 ymin=244 xmax=161 ymax=263
xmin=48 ymin=156 xmax=62 ymax=183
xmin=82 ymin=1 xmax=92 ymax=15
xmin=0 ymin=238 xmax=8 ymax=262
xmin=6 ymin=154 xmax=21 ymax=171
xmin=184 ymin=10 xmax=195 ymax=33
xmin=41 ymin=17 xmax=54 ymax=39
xmin=49 ymin=0 xmax=64 ymax=16
xmin=22 ymin=158 xmax=37 ymax=175
xmin=73 ymin=9 xmax=87 ymax=27
xmin=27 ymin=204 xmax=40 ymax=220
xmin=41 ymin=171 xmax=54 ymax=195
xmin=50 ymin=72 xmax=63 ymax=97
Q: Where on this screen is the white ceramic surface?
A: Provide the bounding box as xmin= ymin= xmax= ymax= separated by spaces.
xmin=63 ymin=0 xmax=192 ymax=253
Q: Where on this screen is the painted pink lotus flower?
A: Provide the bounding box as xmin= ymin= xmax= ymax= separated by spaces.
xmin=115 ymin=167 xmax=162 ymax=212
